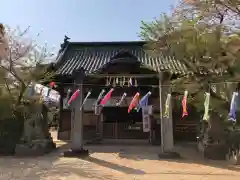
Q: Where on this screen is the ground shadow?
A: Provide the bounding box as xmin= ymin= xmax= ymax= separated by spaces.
xmin=167 ymin=143 xmax=240 ymax=173
xmin=163 ymin=154 xmax=240 ymax=173
xmin=0 ymin=143 xmax=119 ymax=180
xmin=85 ymin=142 xmax=240 ymax=173
xmin=83 ymin=156 xmax=145 ymax=175
xmin=147 ymin=171 xmax=240 ymax=176
xmin=1 ymin=139 xmax=240 ymax=179
xmin=1 ymin=141 xmax=239 ymax=179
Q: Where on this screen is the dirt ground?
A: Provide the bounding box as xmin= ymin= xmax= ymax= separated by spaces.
xmin=1 ymin=131 xmax=240 ymax=180
xmin=0 ymin=141 xmax=240 ymax=180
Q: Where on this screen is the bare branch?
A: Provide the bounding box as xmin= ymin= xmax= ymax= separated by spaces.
xmin=0 ymin=25 xmax=54 ymax=105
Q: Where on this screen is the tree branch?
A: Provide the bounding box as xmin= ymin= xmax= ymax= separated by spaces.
xmin=219 ymin=1 xmax=240 ymax=15
xmin=17 ymin=82 xmax=26 ymax=104
xmin=3 ymin=78 xmax=14 ymax=102
xmin=0 ymin=64 xmax=25 ymax=85
xmin=214 ymin=4 xmax=226 ymax=24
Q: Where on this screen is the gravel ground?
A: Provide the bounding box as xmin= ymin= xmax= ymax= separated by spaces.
xmin=0 ymin=142 xmax=240 ymax=180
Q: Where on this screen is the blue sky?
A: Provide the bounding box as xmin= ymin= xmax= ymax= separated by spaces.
xmin=1 ymin=0 xmax=176 ymax=52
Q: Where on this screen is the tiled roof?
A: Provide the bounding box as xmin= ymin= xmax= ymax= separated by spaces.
xmin=54 ymin=41 xmax=189 ymax=75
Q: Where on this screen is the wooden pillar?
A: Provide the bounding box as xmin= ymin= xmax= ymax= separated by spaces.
xmin=99 ymin=113 xmax=103 ymax=139
xmin=96 ymin=115 xmax=100 ymax=134
xmin=71 ymin=69 xmax=84 ymax=150
xmin=94 ymin=105 xmax=103 ymax=139
xmin=58 ymin=86 xmax=64 ymax=130
xmin=159 ymin=74 xmax=164 ymax=152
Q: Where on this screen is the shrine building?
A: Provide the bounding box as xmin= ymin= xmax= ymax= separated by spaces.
xmin=52 ymin=37 xmax=197 ymax=145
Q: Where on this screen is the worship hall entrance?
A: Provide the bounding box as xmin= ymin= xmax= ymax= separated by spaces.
xmin=101 ymin=107 xmax=149 ymax=140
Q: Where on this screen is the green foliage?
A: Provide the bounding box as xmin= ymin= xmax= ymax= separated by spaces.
xmin=0 ymin=26 xmax=55 ymax=154
xmin=140 ymin=15 xmax=240 ymax=77
xmin=0 ymin=94 xmax=13 ymax=120
xmin=140 ymin=0 xmax=240 ymax=120
xmin=0 ymin=117 xmax=24 ymax=155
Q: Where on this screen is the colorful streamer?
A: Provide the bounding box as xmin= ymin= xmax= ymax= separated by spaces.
xmin=46 ymin=81 xmax=55 ymax=97
xmin=80 ymin=91 xmax=91 ymax=110
xmin=49 ymin=81 xmax=55 ymax=88
xmin=93 ymin=89 xmax=106 ymax=107
xmin=164 ymin=93 xmax=171 ymax=118
xmin=228 ymin=92 xmax=238 ymax=122
xmin=100 ymin=88 xmax=114 ymax=105
xmin=182 ymin=90 xmax=188 ymax=118
xmin=116 ymin=93 xmax=127 ymax=106
xmin=203 ymin=92 xmax=210 ymax=121
xmin=67 ymin=89 xmax=80 ymax=105
xmin=136 ymin=91 xmax=151 ymax=112
xmin=128 ymin=92 xmax=140 ymax=113
xmin=64 ymin=89 xmax=72 ymax=107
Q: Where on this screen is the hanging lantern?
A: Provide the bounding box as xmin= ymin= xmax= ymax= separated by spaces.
xmin=128 ymin=77 xmax=133 ymax=87
xmin=122 ymin=77 xmax=126 ymax=86
xmin=119 ymin=77 xmax=123 ymax=87
xmin=108 ymin=77 xmax=112 ymax=86
xmin=134 ymin=78 xmax=138 ymax=87
xmin=105 ymin=77 xmax=109 ymax=86
xmin=112 ymin=78 xmax=116 ymax=87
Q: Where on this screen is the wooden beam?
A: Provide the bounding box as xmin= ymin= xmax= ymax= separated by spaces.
xmin=87 ymin=73 xmax=159 ymax=78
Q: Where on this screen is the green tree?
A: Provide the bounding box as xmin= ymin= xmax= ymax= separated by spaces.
xmin=140 ymin=0 xmax=240 ymax=118
xmin=140 ymin=0 xmax=240 ymax=163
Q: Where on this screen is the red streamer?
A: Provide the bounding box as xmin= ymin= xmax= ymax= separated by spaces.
xmin=49 ymin=81 xmax=55 ymax=88
xmin=67 ymin=89 xmax=80 ymax=105
xmin=128 ymin=92 xmax=140 ymax=113
xmin=100 ymin=88 xmax=114 ymax=105
xmin=182 ymin=96 xmax=188 ymax=118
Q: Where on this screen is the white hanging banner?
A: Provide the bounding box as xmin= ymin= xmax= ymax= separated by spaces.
xmin=142 ymin=105 xmax=151 ymax=132
xmin=34 ymin=83 xmax=60 ymax=103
